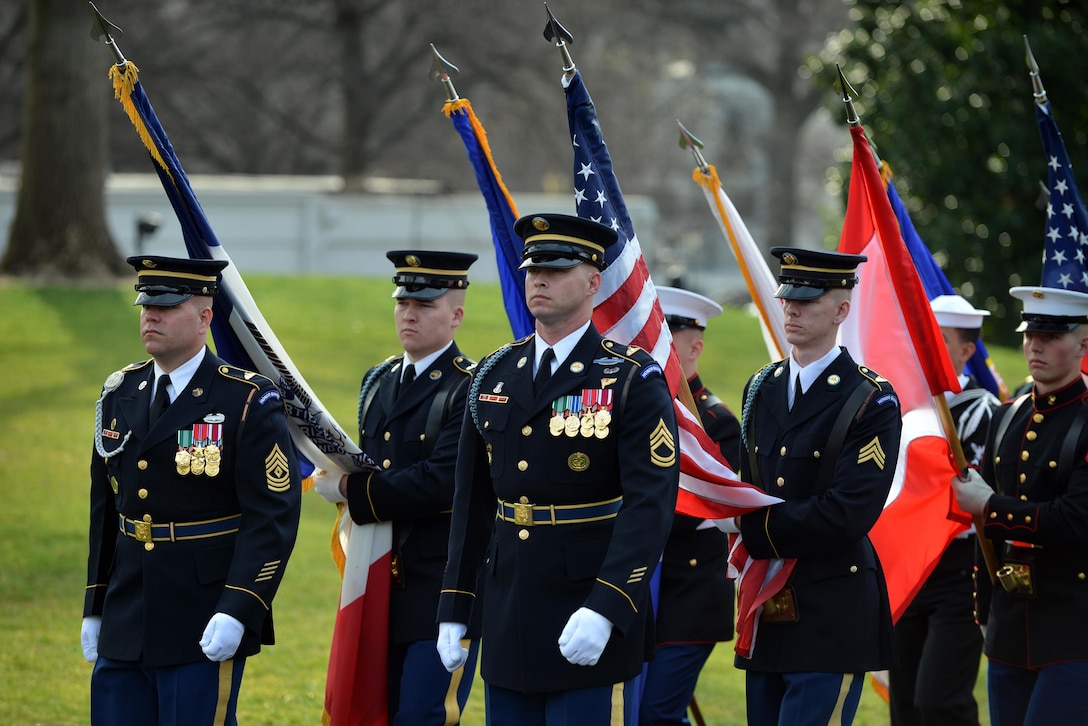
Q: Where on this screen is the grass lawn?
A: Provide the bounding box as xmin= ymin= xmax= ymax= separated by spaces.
xmin=0 ymin=275 xmax=1026 ymax=724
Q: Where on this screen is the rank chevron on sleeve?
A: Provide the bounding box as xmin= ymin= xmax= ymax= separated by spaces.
xmin=857 ymin=436 xmax=886 ymax=470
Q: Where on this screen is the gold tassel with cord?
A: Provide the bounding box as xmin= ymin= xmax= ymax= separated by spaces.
xmin=443 ymin=98 xmax=520 ymax=216
xmin=108 ymin=62 xmax=172 ymax=177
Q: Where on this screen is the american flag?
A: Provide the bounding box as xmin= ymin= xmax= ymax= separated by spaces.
xmin=563 ymin=71 xmax=777 ymax=517
xmin=1036 ymin=98 xmax=1088 ymax=293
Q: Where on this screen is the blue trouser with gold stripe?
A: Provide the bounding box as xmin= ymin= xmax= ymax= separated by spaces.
xmin=91 ymin=656 xmax=245 ymax=726
xmin=485 ymin=678 xmax=638 ymax=725
xmin=745 ymin=671 xmax=864 ymax=726
xmin=988 ymin=659 xmax=1088 ymax=726
xmin=390 ymin=638 xmax=479 ymax=725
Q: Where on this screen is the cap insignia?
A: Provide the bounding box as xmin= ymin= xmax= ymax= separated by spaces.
xmin=406 ymin=255 xmax=421 ymax=267
xmin=1032 ymin=290 xmax=1045 ymax=298
xmin=142 ymin=259 xmax=157 ymax=268
xmin=532 ymin=217 xmax=550 ymax=231
xmin=782 ymin=253 xmax=798 ymax=265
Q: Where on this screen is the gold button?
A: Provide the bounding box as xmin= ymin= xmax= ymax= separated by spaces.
xmin=1019 ymin=474 xmax=1026 ymax=483
xmin=419 ymin=434 xmax=426 ymax=441
xmin=1033 ymin=413 xmax=1044 ymax=423
xmin=1021 ymin=451 xmax=1029 ymax=461
xmin=138 ymin=488 xmax=148 ymax=499
xmin=780 ymin=446 xmax=787 ymax=456
xmin=138 ymin=460 xmax=148 ymax=470
xmin=1007 ymin=513 xmax=1014 ymax=521
xmin=754 ymin=445 xmax=759 ymax=453
xmin=383 ymin=431 xmax=391 ymax=441
xmin=813 ymin=451 xmax=821 ymax=459
xmin=522 ymin=425 xmax=532 ymax=436
xmin=1049 ymin=461 xmax=1058 ymax=469
xmin=995 ymin=456 xmax=1001 ymax=464
xmin=1048 ymin=395 xmax=1057 ymax=405
xmin=484 ymin=421 xmax=490 ymax=428
xmin=850 ymin=565 xmax=858 ymax=573
xmin=144 ymin=542 xmax=154 ymax=552
xmin=688 ymin=558 xmax=698 ymax=567
xmin=776 ymin=477 xmax=785 ymax=487
xmin=1026 ymin=431 xmax=1037 ymax=441
xmin=519 ymin=496 xmax=529 ymax=504
xmin=382 ymin=459 xmax=391 ymax=469
xmin=1020 ymin=494 xmax=1028 ymax=501
xmin=990 ymin=512 xmax=997 ymax=519
xmin=518 ymin=529 xmax=529 ymax=541
xmin=518 ymin=460 xmax=528 ymax=471
xmin=142 ymin=514 xmax=152 ymax=522
xmin=1079 ymin=573 xmax=1086 ymax=581
xmin=1025 ymin=516 xmax=1032 ymax=523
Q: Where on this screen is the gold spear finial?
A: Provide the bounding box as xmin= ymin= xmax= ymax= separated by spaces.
xmin=676 ymin=120 xmax=709 ymax=173
xmin=1023 ymin=35 xmax=1047 ymax=105
xmin=429 ymin=44 xmax=460 ymax=103
xmin=88 ymin=2 xmax=127 ymax=66
xmin=542 ymin=3 xmax=576 ymax=79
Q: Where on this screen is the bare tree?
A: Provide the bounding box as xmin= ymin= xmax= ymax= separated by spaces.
xmin=3 ymin=0 xmax=121 ymax=278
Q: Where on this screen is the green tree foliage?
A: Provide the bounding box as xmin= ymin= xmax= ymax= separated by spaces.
xmin=821 ymin=0 xmax=1088 ymax=343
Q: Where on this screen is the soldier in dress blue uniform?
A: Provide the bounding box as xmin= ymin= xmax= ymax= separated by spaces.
xmin=82 ymin=256 xmax=301 ymax=725
xmin=640 ymin=286 xmax=739 ymax=726
xmin=953 ymin=285 xmax=1088 ymax=725
xmin=437 ymin=213 xmax=680 ymax=725
xmin=890 ymin=295 xmax=998 ymax=726
xmin=315 ymin=250 xmax=480 ymax=724
xmin=733 ymin=247 xmax=902 ymax=726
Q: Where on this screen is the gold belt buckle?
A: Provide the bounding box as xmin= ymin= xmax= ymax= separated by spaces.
xmin=133 ymin=519 xmax=152 ymax=543
xmin=512 ymin=502 xmax=533 ymax=526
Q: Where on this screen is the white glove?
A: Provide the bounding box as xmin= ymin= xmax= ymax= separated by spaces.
xmin=81 ymin=616 xmax=102 ymax=663
xmin=437 ymin=622 xmax=469 ymax=672
xmin=953 ymin=469 xmax=993 ymax=516
xmin=558 ymin=607 xmax=613 ymax=666
xmin=199 ymin=612 xmax=245 ymax=662
xmin=313 ymin=468 xmax=348 ymax=504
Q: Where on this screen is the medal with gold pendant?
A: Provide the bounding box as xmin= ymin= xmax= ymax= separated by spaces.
xmin=203 ymin=443 xmax=221 ymax=477
xmin=176 ymin=448 xmax=192 ymax=475
xmin=190 ymin=448 xmax=206 ymax=475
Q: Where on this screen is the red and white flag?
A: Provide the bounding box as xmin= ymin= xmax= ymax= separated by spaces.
xmin=838 ymin=124 xmax=968 ymax=621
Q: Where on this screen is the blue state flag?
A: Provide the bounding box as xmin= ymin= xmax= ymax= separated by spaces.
xmin=444 ymin=98 xmax=534 ymax=339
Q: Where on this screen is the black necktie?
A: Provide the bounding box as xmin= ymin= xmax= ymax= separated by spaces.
xmin=535 ymin=348 xmax=555 ymax=395
xmin=792 ymin=376 xmax=804 ymax=410
xmin=398 ymin=363 xmax=416 ymax=397
xmin=150 ymin=374 xmax=171 ymax=425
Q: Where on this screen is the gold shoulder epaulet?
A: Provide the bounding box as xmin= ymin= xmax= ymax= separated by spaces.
xmin=453 ymin=355 xmax=477 ymax=374
xmin=122 ymin=359 xmax=152 ymax=372
xmin=600 ymin=339 xmax=644 ymax=366
xmin=857 ymin=365 xmax=891 ymax=390
xmin=217 ymin=364 xmax=274 ymax=389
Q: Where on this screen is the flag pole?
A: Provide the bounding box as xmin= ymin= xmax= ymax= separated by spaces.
xmin=1024 ymin=35 xmax=1047 ymax=105
xmin=837 ymin=63 xmax=999 ymax=583
xmin=88 ymin=2 xmax=126 ymax=66
xmin=429 ymin=43 xmax=461 ymax=103
xmin=542 ymin=2 xmax=577 ymax=81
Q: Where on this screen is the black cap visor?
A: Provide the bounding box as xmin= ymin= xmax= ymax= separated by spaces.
xmin=774 ymin=281 xmax=833 ymax=301
xmin=1016 ymin=313 xmax=1088 ymax=334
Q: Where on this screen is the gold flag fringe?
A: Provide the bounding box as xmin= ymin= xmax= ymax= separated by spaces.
xmin=443 ymin=98 xmax=520 ymax=217
xmin=108 ymin=62 xmax=172 ymax=179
